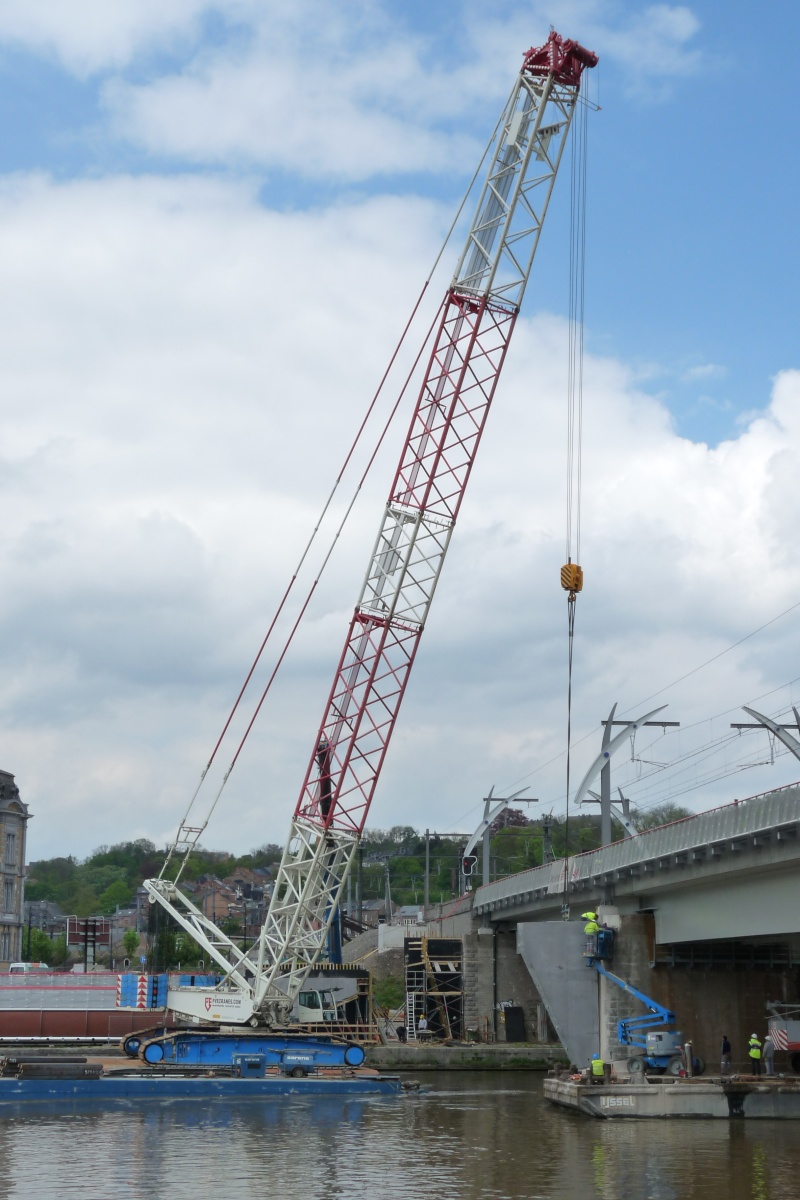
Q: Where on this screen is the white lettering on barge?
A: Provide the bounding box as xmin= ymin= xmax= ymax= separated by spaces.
xmin=600 ymin=1095 xmax=635 ymax=1108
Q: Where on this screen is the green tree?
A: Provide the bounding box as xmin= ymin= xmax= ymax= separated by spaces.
xmin=98 ymin=880 xmax=133 ymax=913
xmin=246 ymin=843 xmax=283 ymax=865
xmin=122 ymin=928 xmax=140 ymax=957
xmin=151 ymin=929 xmax=178 ymax=971
xmin=175 ymin=931 xmax=204 ymax=967
xmin=21 ymin=929 xmax=67 ymax=967
xmin=25 ymin=927 xmax=53 ymax=962
xmin=25 ymin=857 xmax=78 ymax=906
xmin=83 ymin=865 xmax=127 ymax=894
xmin=50 ymin=933 xmax=68 ymax=967
xmin=70 ymin=884 xmax=101 ymax=917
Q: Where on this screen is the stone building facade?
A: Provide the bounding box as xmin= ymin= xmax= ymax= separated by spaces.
xmin=0 ymin=770 xmax=31 ymax=965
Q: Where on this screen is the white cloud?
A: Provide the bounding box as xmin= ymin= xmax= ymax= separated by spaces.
xmin=103 ymin=45 xmax=482 ymax=180
xmin=591 ymin=3 xmax=702 ymax=96
xmin=682 ymin=362 xmax=726 ymax=382
xmin=101 ymin=0 xmax=504 ymax=178
xmin=0 ymin=171 xmax=798 ymax=863
xmin=0 ymin=0 xmax=221 ymax=75
xmin=88 ymin=2 xmax=700 ymax=176
xmin=0 ymin=0 xmax=707 ymax=203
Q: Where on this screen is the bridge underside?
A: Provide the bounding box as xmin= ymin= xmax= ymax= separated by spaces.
xmin=642 ymin=865 xmax=800 ymax=944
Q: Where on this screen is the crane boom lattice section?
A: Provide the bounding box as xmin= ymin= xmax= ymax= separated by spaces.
xmin=145 ymin=30 xmax=597 ymax=1029
xmin=296 ymin=293 xmax=517 ymax=838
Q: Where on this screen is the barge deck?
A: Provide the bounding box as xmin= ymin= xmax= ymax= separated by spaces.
xmin=0 ymin=1071 xmax=405 ymax=1102
xmin=545 ymin=1073 xmax=800 ymax=1119
xmin=0 ymin=1049 xmax=407 ymax=1103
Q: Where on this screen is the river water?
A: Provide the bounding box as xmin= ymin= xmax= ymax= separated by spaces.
xmin=0 ymin=1072 xmax=797 ymax=1199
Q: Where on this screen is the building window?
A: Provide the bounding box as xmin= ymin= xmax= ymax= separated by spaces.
xmin=0 ymin=929 xmax=9 ymax=960
xmin=3 ymin=879 xmax=13 ymax=913
xmin=4 ymin=832 xmax=15 ymax=866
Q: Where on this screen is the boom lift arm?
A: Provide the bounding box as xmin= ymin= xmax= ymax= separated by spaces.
xmin=591 ymin=960 xmax=705 ymax=1076
xmin=145 ymin=32 xmax=598 ymax=1029
xmin=592 ymin=961 xmax=676 ymax=1049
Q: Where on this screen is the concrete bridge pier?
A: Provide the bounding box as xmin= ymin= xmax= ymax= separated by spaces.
xmin=516 ymin=920 xmax=599 ymax=1066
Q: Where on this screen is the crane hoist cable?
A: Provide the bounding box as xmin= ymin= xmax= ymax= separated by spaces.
xmin=560 ymin=89 xmax=590 ymax=916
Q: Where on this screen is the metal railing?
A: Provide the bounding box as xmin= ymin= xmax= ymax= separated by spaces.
xmin=475 ymin=784 xmax=800 ymax=910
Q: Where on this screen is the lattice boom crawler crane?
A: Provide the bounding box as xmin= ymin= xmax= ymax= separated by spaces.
xmin=143 ymin=32 xmax=598 ymax=1038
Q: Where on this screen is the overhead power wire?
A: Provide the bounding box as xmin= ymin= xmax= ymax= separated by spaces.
xmin=621 ymin=597 xmax=800 ymax=716
xmin=625 ymin=743 xmax=794 ymax=808
xmin=588 ymin=692 xmax=800 ymax=810
xmin=495 ymin=598 xmax=800 ymax=815
xmin=445 ymin=674 xmax=800 ymax=844
xmin=631 ymin=673 xmax=800 ymax=745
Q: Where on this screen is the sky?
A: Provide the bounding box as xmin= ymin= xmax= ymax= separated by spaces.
xmin=1 ymin=0 xmax=799 ymax=863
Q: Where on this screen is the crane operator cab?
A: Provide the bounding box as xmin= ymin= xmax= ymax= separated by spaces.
xmin=296 ymin=988 xmax=337 ymax=1024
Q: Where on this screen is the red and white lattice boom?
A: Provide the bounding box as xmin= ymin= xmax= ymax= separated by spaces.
xmin=146 ymin=30 xmax=597 ymax=1027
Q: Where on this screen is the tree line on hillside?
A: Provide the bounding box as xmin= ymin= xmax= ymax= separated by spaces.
xmin=25 ymin=838 xmax=284 ymax=918
xmin=354 ymin=804 xmax=691 ymax=903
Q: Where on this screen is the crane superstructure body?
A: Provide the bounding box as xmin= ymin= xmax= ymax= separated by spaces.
xmin=144 ymin=31 xmax=597 ymax=1030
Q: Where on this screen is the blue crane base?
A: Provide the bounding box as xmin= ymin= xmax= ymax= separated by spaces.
xmin=123 ymin=1028 xmax=366 ymax=1073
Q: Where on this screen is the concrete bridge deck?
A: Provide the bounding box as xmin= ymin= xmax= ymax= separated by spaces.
xmin=473 ymin=783 xmax=800 ymax=943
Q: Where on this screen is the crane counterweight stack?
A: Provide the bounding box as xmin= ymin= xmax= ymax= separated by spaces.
xmin=144 ymin=30 xmax=598 ymax=1032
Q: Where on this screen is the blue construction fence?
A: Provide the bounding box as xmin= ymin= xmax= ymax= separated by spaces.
xmin=117 ymin=973 xmax=221 ymax=1009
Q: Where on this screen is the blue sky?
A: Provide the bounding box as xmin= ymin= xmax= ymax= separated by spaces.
xmin=1 ymin=0 xmax=799 ymax=858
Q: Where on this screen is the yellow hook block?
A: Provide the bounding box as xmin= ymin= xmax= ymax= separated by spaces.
xmin=560 ymin=562 xmax=584 ymax=594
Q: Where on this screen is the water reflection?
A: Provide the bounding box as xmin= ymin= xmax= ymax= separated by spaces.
xmin=0 ymin=1075 xmax=797 ymax=1199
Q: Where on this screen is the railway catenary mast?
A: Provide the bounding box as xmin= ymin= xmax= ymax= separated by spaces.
xmin=146 ymin=31 xmax=598 ymax=1028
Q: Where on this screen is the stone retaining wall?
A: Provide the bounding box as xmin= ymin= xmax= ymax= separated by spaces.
xmin=367 ymin=1043 xmax=566 ymax=1071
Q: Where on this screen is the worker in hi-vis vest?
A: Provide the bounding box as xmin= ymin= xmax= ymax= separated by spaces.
xmin=748 ymin=1034 xmax=762 ymax=1076
xmin=590 ymin=1053 xmax=605 ymax=1084
xmin=583 ymin=911 xmax=601 ymax=935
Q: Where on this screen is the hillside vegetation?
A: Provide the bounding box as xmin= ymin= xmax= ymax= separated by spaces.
xmin=25 ymin=839 xmax=283 ymax=917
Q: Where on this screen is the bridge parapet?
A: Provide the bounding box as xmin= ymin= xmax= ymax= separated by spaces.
xmin=474 ymin=783 xmax=800 ymax=918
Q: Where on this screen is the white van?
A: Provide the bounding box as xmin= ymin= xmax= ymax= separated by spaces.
xmin=8 ymin=962 xmax=49 ymax=975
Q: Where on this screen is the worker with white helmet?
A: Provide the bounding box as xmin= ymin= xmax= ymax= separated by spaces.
xmin=748 ymin=1033 xmax=763 ymax=1076
xmin=763 ymin=1032 xmax=775 ymax=1076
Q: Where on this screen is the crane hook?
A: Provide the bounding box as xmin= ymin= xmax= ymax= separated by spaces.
xmin=561 ymin=560 xmax=584 ymax=602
